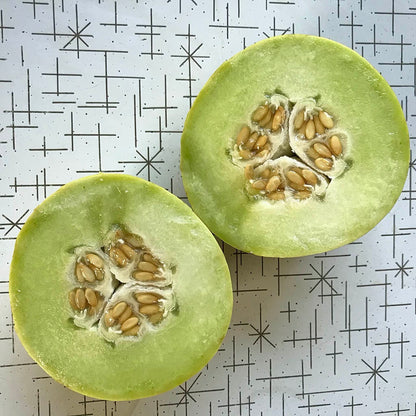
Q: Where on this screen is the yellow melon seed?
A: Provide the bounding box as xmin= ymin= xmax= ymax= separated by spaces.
xmin=123 ymin=324 xmax=140 ymax=336
xmin=135 ymin=293 xmax=161 ymax=304
xmin=85 ymin=288 xmax=98 ymax=307
xmin=258 ymin=108 xmax=273 ymax=127
xmin=302 ymin=169 xmax=318 ymax=186
xmin=305 ymin=119 xmax=316 ymax=140
xmin=245 ymin=132 xmax=259 ymax=151
xmin=75 ymin=263 xmax=85 ymax=283
xmin=104 ymin=312 xmax=115 ymax=327
xmin=77 ymin=262 xmax=96 ymax=283
xmin=252 ymin=105 xmax=268 ymax=122
xmin=239 ymin=149 xmax=253 ymax=159
xmin=298 ymin=121 xmax=306 ymax=137
xmin=286 ymin=170 xmax=305 ymax=186
xmin=252 ymin=179 xmax=267 ymax=190
xmin=255 ymin=134 xmax=268 ymax=150
xmin=265 ymin=176 xmax=281 ymax=193
xmin=75 ymin=288 xmax=86 ymax=310
xmin=236 ymin=125 xmax=250 ymax=146
xmin=318 ymin=110 xmax=334 ymax=129
xmin=86 ymin=253 xmax=104 ymax=268
xmin=313 ymin=142 xmax=333 ymax=158
xmin=119 ymin=243 xmax=136 ymax=259
xmin=313 ymin=115 xmax=325 ymax=134
xmin=260 ymin=168 xmax=271 ymax=179
xmin=68 ymin=290 xmax=77 ymax=310
xmin=118 ymin=305 xmax=133 ymax=324
xmin=329 ymin=135 xmax=343 ymax=156
xmin=315 ymin=157 xmax=333 ymax=171
xmin=112 ymin=301 xmax=127 ymax=319
xmin=121 ymin=316 xmax=139 ymax=332
xmin=133 ymin=271 xmax=155 ymax=282
xmin=138 ymin=261 xmax=158 ymax=273
xmin=109 ymin=247 xmax=129 ymax=267
xmin=139 ymin=304 xmax=161 ymax=316
xmin=267 ymin=191 xmax=285 ymax=201
xmin=148 ymin=312 xmax=164 ymax=324
xmin=271 ymin=110 xmax=282 ymax=131
xmin=294 ymin=110 xmax=305 ymax=129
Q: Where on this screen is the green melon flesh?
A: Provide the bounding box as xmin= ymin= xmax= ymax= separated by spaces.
xmin=9 ymin=174 xmax=232 ymax=400
xmin=180 ymin=35 xmax=410 ymax=257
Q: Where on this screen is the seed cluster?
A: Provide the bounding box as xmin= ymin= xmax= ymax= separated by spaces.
xmin=69 ymin=287 xmax=103 ymax=316
xmin=68 ymin=228 xmax=175 ymax=341
xmin=294 ymin=108 xmax=343 ymax=172
xmin=75 ymin=253 xmax=104 ymax=283
xmin=236 ymin=102 xmax=286 ymax=162
xmin=234 ymin=95 xmax=347 ymax=202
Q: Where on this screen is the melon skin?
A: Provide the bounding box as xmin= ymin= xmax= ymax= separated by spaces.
xmin=9 ymin=174 xmax=233 ymax=400
xmin=180 ymin=34 xmax=410 ymax=257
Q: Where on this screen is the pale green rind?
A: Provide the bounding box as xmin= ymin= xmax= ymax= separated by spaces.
xmin=180 ymin=35 xmax=410 ymax=257
xmin=9 ymin=174 xmax=233 ymax=400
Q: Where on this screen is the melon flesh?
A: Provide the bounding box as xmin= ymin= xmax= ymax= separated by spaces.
xmin=9 ymin=174 xmax=232 ymax=400
xmin=180 ymin=35 xmax=409 ymax=257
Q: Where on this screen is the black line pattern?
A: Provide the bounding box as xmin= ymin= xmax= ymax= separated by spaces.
xmin=1 ymin=1 xmax=416 ymax=414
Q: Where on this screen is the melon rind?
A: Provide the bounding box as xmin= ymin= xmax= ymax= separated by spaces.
xmin=9 ymin=174 xmax=232 ymax=400
xmin=180 ymin=34 xmax=410 ymax=257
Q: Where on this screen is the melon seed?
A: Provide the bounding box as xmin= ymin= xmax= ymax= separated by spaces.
xmin=260 ymin=168 xmax=271 ymax=179
xmin=118 ymin=305 xmax=133 ymax=324
xmin=239 ymin=149 xmax=253 ymax=159
xmin=138 ymin=261 xmax=158 ymax=273
xmin=77 ymin=262 xmax=96 ymax=283
xmin=119 ymin=243 xmax=136 ymax=259
xmin=121 ymin=316 xmax=139 ymax=332
xmin=329 ymin=135 xmax=343 ymax=156
xmin=252 ymin=179 xmax=267 ymax=190
xmin=109 ymin=247 xmax=129 ymax=267
xmin=75 ymin=263 xmax=85 ymax=283
xmin=298 ymin=121 xmax=306 ymax=137
xmin=133 ymin=271 xmax=155 ymax=282
xmin=135 ymin=293 xmax=161 ymax=304
xmin=305 ymin=119 xmax=316 ymax=139
xmin=85 ymin=288 xmax=98 ymax=307
xmin=265 ymin=176 xmax=281 ymax=193
xmin=271 ymin=110 xmax=282 ymax=131
xmin=104 ymin=312 xmax=115 ymax=327
xmin=252 ymin=105 xmax=268 ymax=122
xmin=313 ymin=142 xmax=332 ymax=158
xmin=148 ymin=312 xmax=164 ymax=324
xmin=267 ymin=191 xmax=285 ymax=201
xmin=313 ymin=115 xmax=325 ymax=134
xmin=301 ymin=169 xmax=318 ymax=186
xmin=123 ymin=234 xmax=143 ymax=249
xmin=69 ymin=290 xmax=77 ymax=310
xmin=245 ymin=132 xmax=259 ymax=151
xmin=258 ymin=108 xmax=273 ymax=127
xmin=307 ymin=147 xmax=321 ymax=160
xmin=139 ymin=304 xmax=161 ymax=315
xmin=294 ymin=110 xmax=305 ymax=129
xmin=255 ymin=135 xmax=268 ymax=150
xmin=236 ymin=125 xmax=250 ymax=146
xmin=112 ymin=301 xmax=127 ymax=319
xmin=318 ymin=110 xmax=334 ymax=129
xmin=143 ymin=253 xmax=159 ymax=265
xmin=75 ymin=288 xmax=86 ymax=310
xmin=286 ymin=170 xmax=305 ymax=186
xmin=123 ymin=325 xmax=140 ymax=336
xmin=315 ymin=157 xmax=333 ymax=171
xmin=92 ymin=266 xmax=104 ymax=281
xmin=86 ymin=253 xmax=104 ymax=268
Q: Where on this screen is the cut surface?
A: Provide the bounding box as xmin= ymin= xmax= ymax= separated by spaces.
xmin=9 ymin=174 xmax=232 ymax=400
xmin=180 ymin=35 xmax=409 ymax=257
